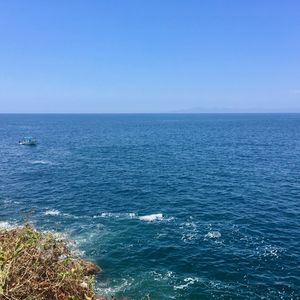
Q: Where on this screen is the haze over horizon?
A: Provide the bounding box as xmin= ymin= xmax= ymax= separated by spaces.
xmin=0 ymin=1 xmax=299 ymax=113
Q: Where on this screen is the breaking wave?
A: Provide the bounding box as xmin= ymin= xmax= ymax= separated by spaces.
xmin=139 ymin=213 xmax=164 ymax=222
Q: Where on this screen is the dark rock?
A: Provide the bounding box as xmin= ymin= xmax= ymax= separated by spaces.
xmin=82 ymin=260 xmax=102 ymax=275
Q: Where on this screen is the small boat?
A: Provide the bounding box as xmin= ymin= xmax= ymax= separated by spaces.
xmin=18 ymin=137 xmax=37 ymax=145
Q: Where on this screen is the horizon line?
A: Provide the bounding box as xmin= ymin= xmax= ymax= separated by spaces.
xmin=1 ymin=112 xmax=300 ymax=115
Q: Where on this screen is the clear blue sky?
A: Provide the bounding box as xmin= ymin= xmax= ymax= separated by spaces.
xmin=0 ymin=0 xmax=299 ymax=113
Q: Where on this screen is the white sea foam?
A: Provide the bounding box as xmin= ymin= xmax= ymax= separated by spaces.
xmin=44 ymin=209 xmax=61 ymax=216
xmin=174 ymin=277 xmax=200 ymax=290
xmin=95 ymin=277 xmax=134 ymax=296
xmin=0 ymin=221 xmax=16 ymax=230
xmin=139 ymin=213 xmax=163 ymax=222
xmin=180 ymin=221 xmax=198 ymax=242
xmin=98 ymin=212 xmax=113 ymax=218
xmin=205 ymin=231 xmax=221 ymax=239
xmin=257 ymin=244 xmax=283 ymax=259
xmin=3 ymin=199 xmax=20 ymax=205
xmin=93 ymin=212 xmax=172 ymax=222
xmin=29 ymin=160 xmax=54 ymax=165
xmin=151 ymin=270 xmax=175 ymax=282
xmin=94 ymin=212 xmax=136 ymax=219
xmin=43 ymin=209 xmax=75 ymax=218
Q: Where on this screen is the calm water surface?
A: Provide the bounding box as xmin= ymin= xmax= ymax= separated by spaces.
xmin=0 ymin=114 xmax=299 ymax=299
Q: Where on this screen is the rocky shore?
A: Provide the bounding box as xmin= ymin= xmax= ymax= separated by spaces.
xmin=0 ymin=224 xmax=113 ymax=300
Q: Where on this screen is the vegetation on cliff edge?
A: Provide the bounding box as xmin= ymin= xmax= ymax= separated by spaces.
xmin=0 ymin=224 xmax=105 ymax=300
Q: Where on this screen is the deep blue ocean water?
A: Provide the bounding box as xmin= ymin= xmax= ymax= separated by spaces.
xmin=0 ymin=114 xmax=299 ymax=299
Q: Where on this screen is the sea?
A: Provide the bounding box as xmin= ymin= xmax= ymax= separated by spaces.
xmin=0 ymin=113 xmax=299 ymax=299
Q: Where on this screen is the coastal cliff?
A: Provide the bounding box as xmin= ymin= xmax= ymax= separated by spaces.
xmin=0 ymin=224 xmax=109 ymax=300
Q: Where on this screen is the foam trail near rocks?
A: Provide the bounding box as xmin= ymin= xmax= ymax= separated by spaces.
xmin=44 ymin=209 xmax=61 ymax=216
xmin=0 ymin=221 xmax=16 ymax=229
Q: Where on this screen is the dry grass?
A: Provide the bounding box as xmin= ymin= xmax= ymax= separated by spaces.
xmin=0 ymin=224 xmax=105 ymax=300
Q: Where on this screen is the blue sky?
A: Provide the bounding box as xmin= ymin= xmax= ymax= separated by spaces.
xmin=0 ymin=0 xmax=299 ymax=113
